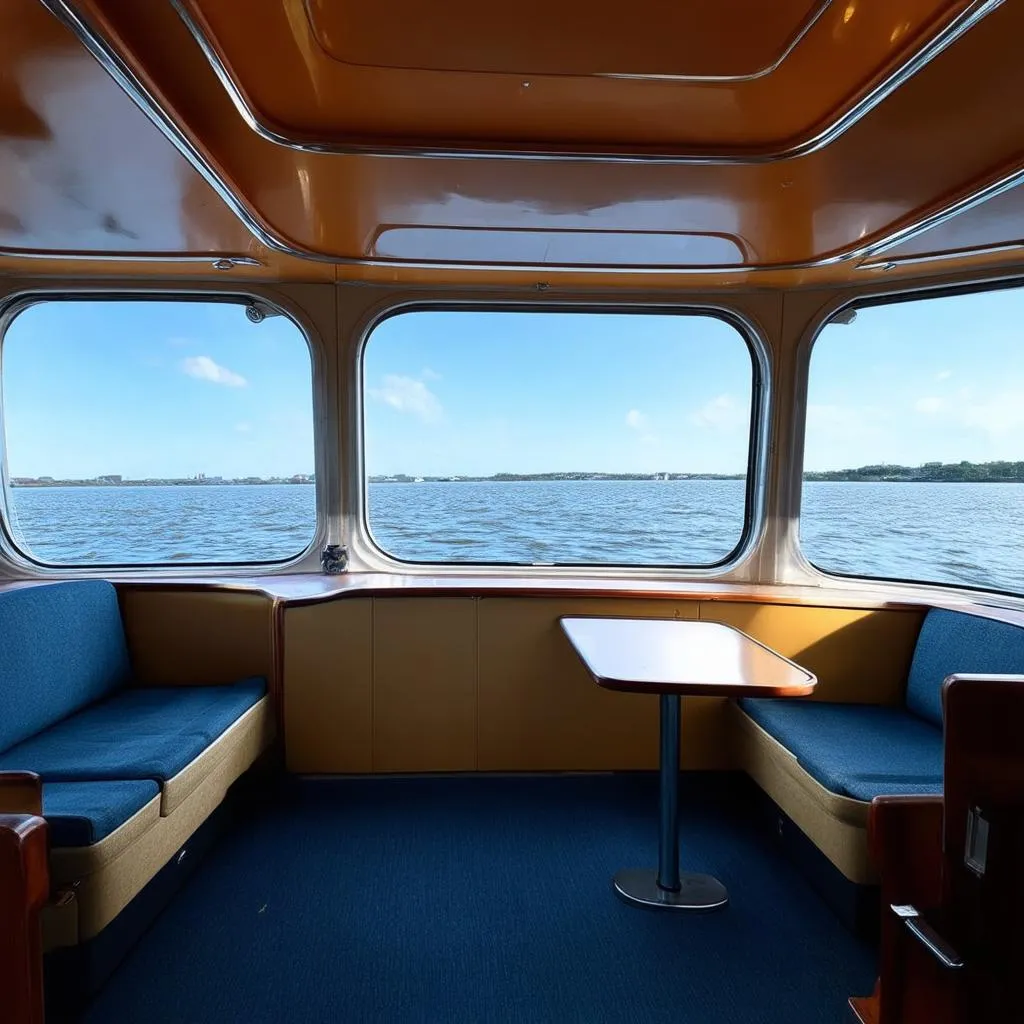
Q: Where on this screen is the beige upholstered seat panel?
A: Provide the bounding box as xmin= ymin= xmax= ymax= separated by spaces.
xmin=160 ymin=697 xmax=273 ymax=815
xmin=731 ymin=703 xmax=875 ymax=885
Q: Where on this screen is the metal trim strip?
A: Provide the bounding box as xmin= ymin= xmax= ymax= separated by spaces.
xmin=170 ymin=0 xmax=1003 ymax=164
xmin=24 ymin=0 xmax=1024 ymax=275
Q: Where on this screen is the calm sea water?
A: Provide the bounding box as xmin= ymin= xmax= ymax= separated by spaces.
xmin=5 ymin=480 xmax=1022 ymax=593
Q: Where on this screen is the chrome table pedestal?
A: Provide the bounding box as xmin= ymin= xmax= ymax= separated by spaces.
xmin=558 ymin=617 xmax=817 ymax=914
xmin=613 ymin=694 xmax=728 ymax=911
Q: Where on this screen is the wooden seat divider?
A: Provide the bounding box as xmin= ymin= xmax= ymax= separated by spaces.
xmin=0 ymin=772 xmax=48 ymax=1024
xmin=850 ymin=673 xmax=1024 ymax=1024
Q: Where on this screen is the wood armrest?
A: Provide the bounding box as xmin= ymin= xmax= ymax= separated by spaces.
xmin=0 ymin=772 xmax=42 ymax=816
xmin=0 ymin=813 xmax=48 ymax=1024
xmin=870 ymin=795 xmax=945 ymax=909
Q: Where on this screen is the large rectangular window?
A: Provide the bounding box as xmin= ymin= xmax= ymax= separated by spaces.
xmin=1 ymin=298 xmax=316 ymax=566
xmin=802 ymin=286 xmax=1024 ymax=595
xmin=363 ymin=309 xmax=757 ymax=566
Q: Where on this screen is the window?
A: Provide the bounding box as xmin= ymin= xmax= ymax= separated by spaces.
xmin=363 ymin=309 xmax=757 ymax=566
xmin=802 ymin=286 xmax=1024 ymax=595
xmin=1 ymin=298 xmax=316 ymax=566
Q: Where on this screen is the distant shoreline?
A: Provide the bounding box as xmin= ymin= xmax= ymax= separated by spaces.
xmin=10 ymin=478 xmax=314 ymax=488
xmin=371 ymin=460 xmax=1024 ymax=483
xmin=10 ymin=460 xmax=1024 ymax=487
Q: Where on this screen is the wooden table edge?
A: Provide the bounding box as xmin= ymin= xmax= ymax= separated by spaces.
xmin=558 ymin=615 xmax=817 ymax=696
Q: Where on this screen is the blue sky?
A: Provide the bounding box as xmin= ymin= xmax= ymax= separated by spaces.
xmin=2 ymin=293 xmax=1022 ymax=480
xmin=365 ymin=311 xmax=753 ymax=476
xmin=2 ymin=301 xmax=314 ymax=479
xmin=806 ymin=288 xmax=1024 ymax=471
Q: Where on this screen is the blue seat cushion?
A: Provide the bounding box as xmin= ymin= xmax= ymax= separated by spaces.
xmin=740 ymin=698 xmax=944 ymax=802
xmin=906 ymin=608 xmax=1024 ymax=727
xmin=43 ymin=780 xmax=160 ymax=847
xmin=0 ymin=581 xmax=131 ymax=751
xmin=0 ymin=678 xmax=266 ymax=783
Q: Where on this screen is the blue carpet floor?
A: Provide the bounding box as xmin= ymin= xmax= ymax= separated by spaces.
xmin=81 ymin=774 xmax=875 ymax=1023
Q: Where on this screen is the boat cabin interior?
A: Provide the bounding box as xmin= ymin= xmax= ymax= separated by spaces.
xmin=3 ymin=2 xmax=1024 ymax=1022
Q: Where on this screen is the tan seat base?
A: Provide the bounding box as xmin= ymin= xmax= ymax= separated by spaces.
xmin=44 ymin=695 xmax=273 ymax=948
xmin=731 ymin=702 xmax=875 ymax=886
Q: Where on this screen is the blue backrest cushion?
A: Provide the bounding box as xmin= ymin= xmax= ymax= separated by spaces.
xmin=0 ymin=581 xmax=131 ymax=751
xmin=906 ymin=608 xmax=1024 ymax=727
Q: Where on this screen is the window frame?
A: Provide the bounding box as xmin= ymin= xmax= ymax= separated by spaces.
xmin=796 ymin=275 xmax=1024 ymax=600
xmin=355 ymin=300 xmax=770 ymax=575
xmin=0 ymin=289 xmax=326 ymax=574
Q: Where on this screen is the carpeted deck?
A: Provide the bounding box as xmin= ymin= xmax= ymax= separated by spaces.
xmin=81 ymin=774 xmax=875 ymax=1023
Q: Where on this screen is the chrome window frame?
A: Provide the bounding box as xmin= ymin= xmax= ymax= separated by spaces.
xmin=350 ymin=299 xmax=771 ymax=578
xmin=0 ymin=288 xmax=328 ymax=576
xmin=791 ymin=273 xmax=1024 ymax=600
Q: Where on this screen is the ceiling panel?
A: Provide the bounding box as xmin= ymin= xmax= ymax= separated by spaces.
xmin=174 ymin=0 xmax=993 ymax=157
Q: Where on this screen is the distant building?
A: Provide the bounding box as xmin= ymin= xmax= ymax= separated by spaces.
xmin=97 ymin=474 xmax=122 ymax=484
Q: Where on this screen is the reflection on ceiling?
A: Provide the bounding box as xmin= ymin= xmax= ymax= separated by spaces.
xmin=0 ymin=0 xmax=1022 ymax=285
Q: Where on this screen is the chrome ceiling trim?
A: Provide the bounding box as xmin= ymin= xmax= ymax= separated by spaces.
xmin=36 ymin=0 xmax=335 ymax=263
xmin=861 ymin=242 xmax=1024 ymax=270
xmin=0 ymin=248 xmax=262 ymax=266
xmin=856 ymin=163 xmax=1024 ymax=265
xmin=599 ymin=0 xmax=834 ymax=83
xmin=21 ymin=0 xmax=1024 ymax=276
xmin=171 ymin=0 xmax=1004 ymax=164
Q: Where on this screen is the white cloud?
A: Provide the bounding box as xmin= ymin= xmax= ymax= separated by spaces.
xmin=624 ymin=409 xmax=658 ymax=444
xmin=689 ymin=394 xmax=745 ymax=430
xmin=369 ymin=374 xmax=442 ymax=422
xmin=421 ymin=367 xmax=442 ymax=381
xmin=181 ymin=355 xmax=247 ymax=388
xmin=914 ymin=396 xmax=945 ymax=414
xmin=935 ymin=370 xmax=953 ymax=381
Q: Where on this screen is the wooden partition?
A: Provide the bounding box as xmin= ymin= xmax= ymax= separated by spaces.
xmin=118 ymin=586 xmax=279 ymax=716
xmin=283 ymin=594 xmax=925 ymax=774
xmin=0 ymin=813 xmax=47 ymax=1024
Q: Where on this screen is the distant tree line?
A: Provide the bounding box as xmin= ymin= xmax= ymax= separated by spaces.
xmin=371 ymin=461 xmax=1024 ymax=484
xmin=804 ymin=460 xmax=1024 ymax=482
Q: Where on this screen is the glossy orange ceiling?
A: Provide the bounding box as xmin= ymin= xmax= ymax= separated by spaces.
xmin=0 ymin=0 xmax=277 ymax=266
xmin=307 ymin=0 xmax=825 ymax=78
xmin=1 ymin=0 xmax=1023 ymax=286
xmin=178 ymin=0 xmax=989 ymax=157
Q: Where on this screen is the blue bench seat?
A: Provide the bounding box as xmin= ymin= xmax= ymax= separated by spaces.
xmin=739 ymin=607 xmax=1024 ymax=803
xmin=0 ymin=579 xmax=274 ymax=945
xmin=0 ymin=580 xmax=269 ymax=850
xmin=43 ymin=780 xmax=161 ymax=847
xmin=739 ymin=699 xmax=943 ymax=802
xmin=0 ymin=678 xmax=266 ymax=783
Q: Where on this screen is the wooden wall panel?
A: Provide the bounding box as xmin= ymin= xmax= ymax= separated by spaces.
xmin=120 ymin=589 xmax=274 ymax=686
xmin=283 ymin=599 xmax=372 ymax=773
xmin=476 ymin=597 xmax=727 ymax=771
xmin=372 ymin=598 xmax=477 ymax=772
xmin=280 ymin=594 xmax=927 ymax=774
xmin=699 ymin=602 xmax=925 ymax=705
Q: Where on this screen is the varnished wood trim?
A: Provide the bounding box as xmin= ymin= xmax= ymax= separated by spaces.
xmin=867 ymin=795 xmax=946 ymax=1024
xmin=9 ymin=575 xmax=1024 ymax=627
xmin=849 ymin=986 xmax=880 ymax=1024
xmin=0 ymin=773 xmax=42 ymax=816
xmin=271 ymin=596 xmax=286 ymax=743
xmin=869 ymin=796 xmax=945 ymax=910
xmin=0 ymin=813 xmax=48 ymax=1024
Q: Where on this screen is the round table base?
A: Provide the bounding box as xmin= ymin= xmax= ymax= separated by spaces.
xmin=613 ymin=869 xmax=729 ymax=911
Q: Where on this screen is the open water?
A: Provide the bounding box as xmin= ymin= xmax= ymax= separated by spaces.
xmin=5 ymin=480 xmax=1022 ymax=593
